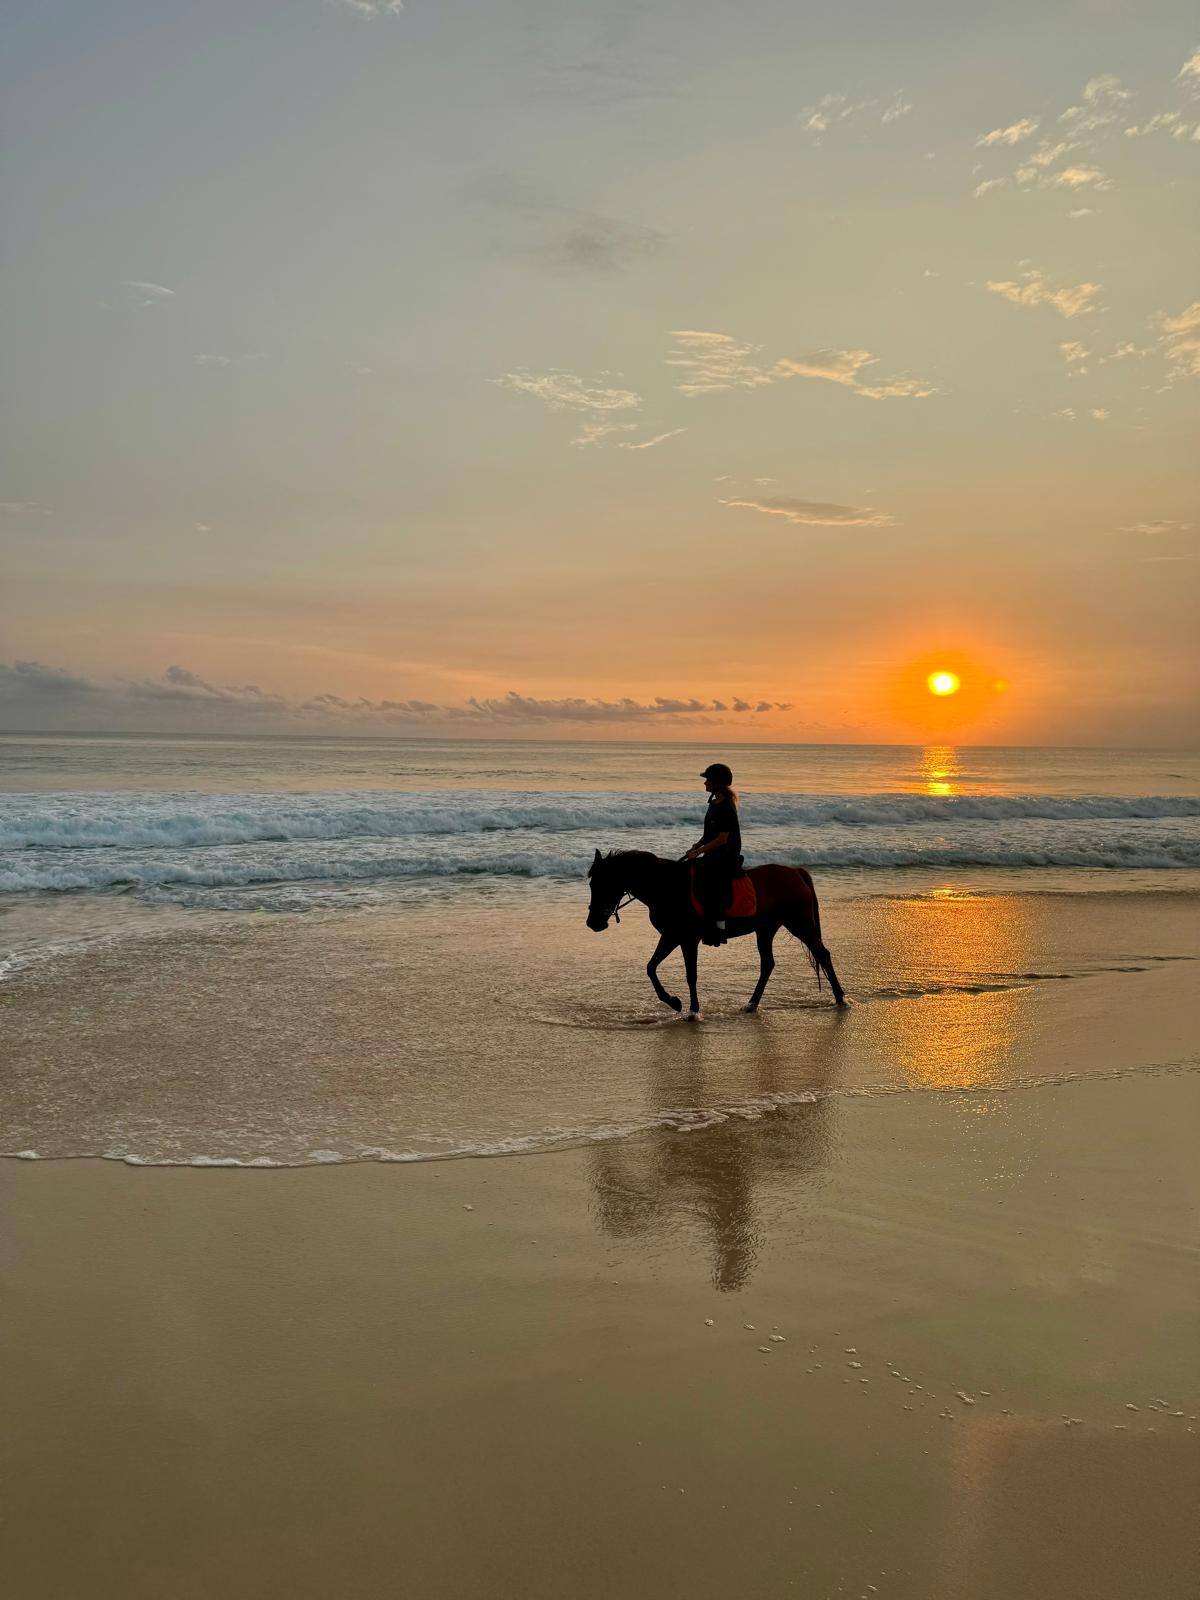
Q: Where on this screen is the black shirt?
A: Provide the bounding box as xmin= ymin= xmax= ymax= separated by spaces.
xmin=701 ymin=794 xmax=742 ymax=866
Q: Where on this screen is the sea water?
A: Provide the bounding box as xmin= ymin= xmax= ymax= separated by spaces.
xmin=2 ymin=735 xmax=1198 ymax=1166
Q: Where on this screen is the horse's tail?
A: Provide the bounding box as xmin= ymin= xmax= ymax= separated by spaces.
xmin=793 ymin=866 xmax=823 ymax=990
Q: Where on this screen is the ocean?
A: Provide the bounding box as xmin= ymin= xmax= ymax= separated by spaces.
xmin=3 ymin=734 xmax=1198 ymax=1168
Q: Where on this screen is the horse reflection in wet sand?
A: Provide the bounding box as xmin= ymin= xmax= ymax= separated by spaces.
xmin=586 ymin=848 xmax=846 ymax=1015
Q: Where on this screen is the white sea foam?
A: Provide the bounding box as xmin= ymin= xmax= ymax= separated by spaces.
xmin=2 ymin=789 xmax=1199 ymax=852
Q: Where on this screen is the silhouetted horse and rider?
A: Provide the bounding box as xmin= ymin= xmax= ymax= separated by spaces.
xmin=586 ymin=762 xmax=846 ymax=1016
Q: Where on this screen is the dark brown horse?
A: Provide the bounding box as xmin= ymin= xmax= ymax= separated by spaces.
xmin=586 ymin=848 xmax=846 ymax=1015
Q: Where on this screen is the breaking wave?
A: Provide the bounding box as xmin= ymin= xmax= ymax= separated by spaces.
xmin=3 ymin=788 xmax=1199 ymax=905
xmin=3 ymin=789 xmax=1199 ymax=852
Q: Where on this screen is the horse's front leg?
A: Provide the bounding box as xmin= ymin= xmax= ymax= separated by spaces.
xmin=746 ymin=926 xmax=776 ymax=1012
xmin=682 ymin=937 xmax=701 ymax=1016
xmin=646 ymin=933 xmax=682 ymax=1012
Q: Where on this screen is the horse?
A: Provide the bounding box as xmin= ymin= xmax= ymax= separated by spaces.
xmin=585 ymin=848 xmax=846 ymax=1015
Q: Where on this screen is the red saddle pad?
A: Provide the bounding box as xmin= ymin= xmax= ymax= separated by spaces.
xmin=690 ymin=869 xmax=757 ymax=920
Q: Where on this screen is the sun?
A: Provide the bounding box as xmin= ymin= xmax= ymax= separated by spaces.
xmin=927 ymin=670 xmax=960 ymax=697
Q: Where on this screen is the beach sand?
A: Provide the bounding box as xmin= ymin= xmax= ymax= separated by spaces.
xmin=3 ymin=1061 xmax=1197 ymax=1599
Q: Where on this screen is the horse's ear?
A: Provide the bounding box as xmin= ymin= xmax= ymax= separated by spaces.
xmin=592 ymin=848 xmax=602 ymax=865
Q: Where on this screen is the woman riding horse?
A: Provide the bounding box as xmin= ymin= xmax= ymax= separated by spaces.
xmin=686 ymin=762 xmax=742 ymax=947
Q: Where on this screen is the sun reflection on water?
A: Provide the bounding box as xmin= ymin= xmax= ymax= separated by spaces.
xmin=920 ymin=743 xmax=961 ymax=797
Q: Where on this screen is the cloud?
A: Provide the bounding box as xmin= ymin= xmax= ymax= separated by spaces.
xmin=1177 ymin=48 xmax=1200 ymax=86
xmin=800 ymin=90 xmax=913 ymax=139
xmin=491 ymin=368 xmax=645 ymax=445
xmin=1059 ymin=341 xmax=1090 ymax=365
xmin=667 ymin=330 xmax=935 ymax=401
xmin=555 ymin=215 xmax=665 ymax=274
xmin=1069 ymin=207 xmax=1098 ymax=219
xmin=1 ymin=499 xmax=52 ymax=516
xmin=985 ymin=268 xmax=1100 ymax=318
xmin=123 ymin=280 xmax=174 ymax=303
xmin=330 ymin=1 xmax=404 ymax=15
xmin=471 ymin=174 xmax=667 ymax=276
xmin=1119 ymin=520 xmax=1194 ymax=535
xmin=0 ymin=662 xmax=794 ymax=732
xmin=1047 ymin=165 xmax=1110 ymax=189
xmin=1156 ymin=301 xmax=1200 ymax=378
xmin=666 ymin=330 xmax=776 ymax=394
xmin=880 ymin=97 xmax=912 ymax=124
xmin=465 ymin=692 xmax=793 ymax=723
xmin=977 ymin=117 xmax=1039 ymax=147
xmin=720 ymin=495 xmax=895 ymax=528
xmin=1089 ymin=408 xmax=1109 ymax=421
xmin=1059 ymin=74 xmax=1131 ymax=134
xmin=0 ymin=659 xmax=98 ymax=703
xmin=615 ymin=428 xmax=687 ymax=450
xmin=975 ymin=75 xmax=1142 ymax=199
xmin=127 ymin=664 xmax=290 ymax=714
xmin=1123 ymin=110 xmax=1184 ymax=137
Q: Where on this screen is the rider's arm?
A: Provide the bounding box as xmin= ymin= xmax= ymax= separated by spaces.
xmin=687 ymin=832 xmax=729 ymax=859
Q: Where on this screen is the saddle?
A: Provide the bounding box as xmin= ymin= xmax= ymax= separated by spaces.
xmin=689 ymin=867 xmax=756 ymax=921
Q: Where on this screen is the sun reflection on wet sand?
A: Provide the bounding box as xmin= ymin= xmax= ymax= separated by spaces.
xmin=869 ymin=894 xmax=1035 ymax=1089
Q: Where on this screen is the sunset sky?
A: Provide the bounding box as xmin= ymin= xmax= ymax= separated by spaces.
xmin=2 ymin=0 xmax=1197 ymax=744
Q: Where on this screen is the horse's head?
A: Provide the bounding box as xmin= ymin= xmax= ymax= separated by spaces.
xmin=585 ymin=848 xmax=624 ymax=932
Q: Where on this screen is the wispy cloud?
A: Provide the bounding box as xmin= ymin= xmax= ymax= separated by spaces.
xmin=616 ymin=428 xmax=687 ymax=451
xmin=667 ymin=330 xmax=935 ymax=401
xmin=720 ymin=495 xmax=895 ymax=528
xmin=1059 ymin=341 xmax=1090 ymax=366
xmin=1156 ymin=301 xmax=1200 ymax=378
xmin=1119 ymin=519 xmax=1194 ymax=535
xmin=985 ymin=267 xmax=1100 ymax=319
xmin=329 ymin=1 xmax=404 ymax=16
xmin=193 ymin=352 xmax=269 ymax=368
xmin=123 ymin=280 xmax=175 ymax=303
xmin=1 ymin=499 xmax=52 ymax=516
xmin=490 ymin=368 xmax=646 ymax=444
xmin=800 ymin=91 xmax=913 ymax=139
xmin=1059 ymin=74 xmax=1131 ymax=133
xmin=1177 ymin=47 xmax=1200 ymax=87
xmin=977 ymin=117 xmax=1039 ymax=147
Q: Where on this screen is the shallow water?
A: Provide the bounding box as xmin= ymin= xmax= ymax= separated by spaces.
xmin=4 ymin=886 xmax=1197 ymax=1166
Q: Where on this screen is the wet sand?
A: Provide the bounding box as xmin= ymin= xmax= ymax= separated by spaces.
xmin=3 ymin=1065 xmax=1197 ymax=1600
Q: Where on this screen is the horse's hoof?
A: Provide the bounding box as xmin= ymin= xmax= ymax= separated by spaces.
xmin=666 ymin=995 xmax=683 ymax=1012
xmin=835 ymin=995 xmax=849 ymax=1008
xmin=744 ymin=1003 xmax=758 ymax=1013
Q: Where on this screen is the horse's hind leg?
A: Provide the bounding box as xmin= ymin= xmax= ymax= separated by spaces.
xmin=647 ymin=933 xmax=683 ymax=1012
xmin=784 ymin=916 xmax=847 ymax=1007
xmin=746 ymin=926 xmax=777 ymax=1012
xmin=682 ymin=937 xmax=700 ymax=1016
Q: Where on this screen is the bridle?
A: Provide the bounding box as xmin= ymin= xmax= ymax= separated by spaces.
xmin=609 ymin=889 xmax=637 ymax=924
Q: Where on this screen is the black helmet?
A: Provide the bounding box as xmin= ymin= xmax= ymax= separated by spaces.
xmin=701 ymin=762 xmax=733 ymax=786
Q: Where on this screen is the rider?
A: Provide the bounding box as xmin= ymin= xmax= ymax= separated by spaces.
xmin=686 ymin=762 xmax=743 ymax=946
